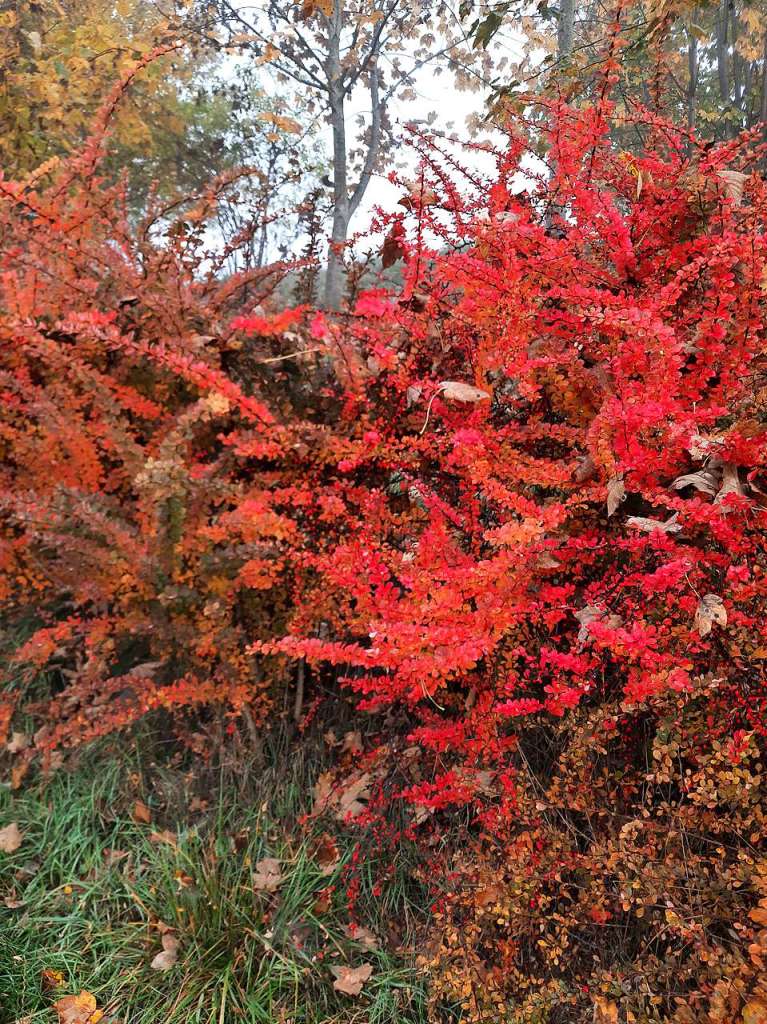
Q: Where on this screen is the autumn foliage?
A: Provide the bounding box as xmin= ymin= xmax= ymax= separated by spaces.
xmin=2 ymin=64 xmax=767 ymax=1022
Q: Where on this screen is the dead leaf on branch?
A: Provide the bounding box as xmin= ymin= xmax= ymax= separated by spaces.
xmin=715 ymin=462 xmax=744 ymax=504
xmin=331 ymin=962 xmax=373 ymax=996
xmin=253 ymin=856 xmax=283 ymax=892
xmin=694 ymin=593 xmax=727 ymax=637
xmin=150 ymin=930 xmax=179 ymax=971
xmin=438 ymin=380 xmax=491 ymax=403
xmin=52 ymin=990 xmax=103 ymax=1024
xmin=0 ymin=822 xmax=23 ymax=853
xmin=671 ymin=468 xmax=720 ymax=496
xmin=716 ymin=168 xmax=748 ymax=206
xmin=626 ymin=512 xmax=681 ymax=534
xmin=606 ymin=475 xmax=625 ymax=517
xmin=301 ymin=0 xmax=333 ymax=17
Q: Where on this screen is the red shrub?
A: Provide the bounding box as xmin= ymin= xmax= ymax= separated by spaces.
xmin=2 ymin=71 xmax=767 ymax=1020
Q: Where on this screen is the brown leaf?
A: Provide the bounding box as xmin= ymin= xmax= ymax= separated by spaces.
xmin=438 ymin=380 xmax=491 ymax=403
xmin=671 ymin=468 xmax=720 ymax=496
xmin=694 ymin=593 xmax=727 ymax=637
xmin=742 ymin=999 xmax=767 ymax=1024
xmin=335 ymin=772 xmax=372 ymax=820
xmin=341 ymin=730 xmax=363 ymax=754
xmin=52 ymin=990 xmax=103 ymax=1024
xmin=314 ymin=833 xmax=341 ymax=875
xmin=301 ymin=0 xmax=333 ymax=17
xmin=626 ymin=512 xmax=681 ymax=534
xmin=0 ymin=822 xmax=23 ymax=853
xmin=593 ymin=997 xmax=619 ymax=1024
xmin=381 ymin=225 xmax=406 ymax=269
xmin=344 ymin=923 xmax=379 ymax=950
xmin=132 ymin=800 xmax=151 ymax=825
xmin=715 ymin=461 xmax=744 ymax=504
xmin=716 ymin=168 xmax=748 ymax=206
xmin=6 ymin=731 xmax=29 ymax=754
xmin=331 ymin=963 xmax=373 ymax=996
xmin=102 ymin=848 xmax=129 ymax=867
xmin=4 ymin=894 xmax=25 ymax=908
xmin=150 ymin=931 xmax=179 ymax=971
xmin=253 ymin=856 xmax=283 ymax=892
xmin=606 ymin=475 xmax=625 ymax=517
xmin=149 ymin=829 xmax=177 ymax=848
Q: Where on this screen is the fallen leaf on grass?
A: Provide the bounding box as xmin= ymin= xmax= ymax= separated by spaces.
xmin=149 ymin=829 xmax=177 ymax=848
xmin=53 ymin=990 xmax=103 ymax=1024
xmin=102 ymin=848 xmax=129 ymax=867
xmin=132 ymin=800 xmax=151 ymax=825
xmin=150 ymin=931 xmax=179 ymax=971
xmin=313 ymin=833 xmax=341 ymax=875
xmin=331 ymin=963 xmax=373 ymax=996
xmin=42 ymin=968 xmax=66 ymax=990
xmin=253 ymin=857 xmax=283 ymax=892
xmin=344 ymin=923 xmax=379 ymax=950
xmin=0 ymin=822 xmax=23 ymax=853
xmin=6 ymin=731 xmax=29 ymax=754
xmin=4 ymin=893 xmax=25 ymax=908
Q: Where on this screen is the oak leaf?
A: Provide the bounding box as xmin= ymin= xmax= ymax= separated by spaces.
xmin=331 ymin=962 xmax=373 ymax=996
xmin=694 ymin=594 xmax=727 ymax=637
xmin=253 ymin=856 xmax=283 ymax=892
xmin=0 ymin=822 xmax=23 ymax=853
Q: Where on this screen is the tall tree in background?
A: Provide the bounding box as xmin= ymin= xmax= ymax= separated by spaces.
xmin=210 ymin=0 xmax=494 ymax=308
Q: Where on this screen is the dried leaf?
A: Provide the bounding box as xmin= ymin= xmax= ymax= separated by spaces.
xmin=42 ymin=967 xmax=66 ymax=990
xmin=671 ymin=468 xmax=720 ymax=496
xmin=742 ymin=999 xmax=767 ymax=1024
xmin=344 ymin=923 xmax=379 ymax=949
xmin=0 ymin=822 xmax=23 ymax=853
xmin=626 ymin=512 xmax=681 ymax=534
xmin=253 ymin=856 xmax=283 ymax=892
xmin=438 ymin=380 xmax=491 ymax=403
xmin=381 ymin=224 xmax=406 ymax=269
xmin=6 ymin=731 xmax=29 ymax=754
xmin=606 ymin=475 xmax=626 ymax=517
xmin=715 ymin=462 xmax=744 ymax=504
xmin=314 ymin=833 xmax=341 ymax=875
xmin=52 ymin=990 xmax=103 ymax=1024
xmin=331 ymin=962 xmax=373 ymax=996
xmin=150 ymin=931 xmax=179 ymax=971
xmin=149 ymin=829 xmax=177 ymax=848
xmin=716 ymin=168 xmax=748 ymax=206
xmin=594 ymin=997 xmax=619 ymax=1024
xmin=132 ymin=800 xmax=151 ymax=825
xmin=301 ymin=0 xmax=333 ymax=17
xmin=335 ymin=772 xmax=372 ymax=820
xmin=694 ymin=593 xmax=727 ymax=637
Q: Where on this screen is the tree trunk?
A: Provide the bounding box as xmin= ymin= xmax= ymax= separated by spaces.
xmin=716 ymin=0 xmax=730 ymax=115
xmin=324 ymin=81 xmax=350 ymax=308
xmin=323 ymin=0 xmax=349 ymax=310
xmin=557 ymin=0 xmax=575 ymax=59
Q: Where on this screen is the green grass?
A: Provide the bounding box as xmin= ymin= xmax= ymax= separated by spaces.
xmin=0 ymin=740 xmax=429 ymax=1024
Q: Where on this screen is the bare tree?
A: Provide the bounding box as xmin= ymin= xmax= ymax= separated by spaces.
xmin=212 ymin=0 xmax=491 ymax=308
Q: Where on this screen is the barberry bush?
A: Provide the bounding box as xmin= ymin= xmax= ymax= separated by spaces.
xmin=2 ymin=61 xmax=767 ymax=1023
